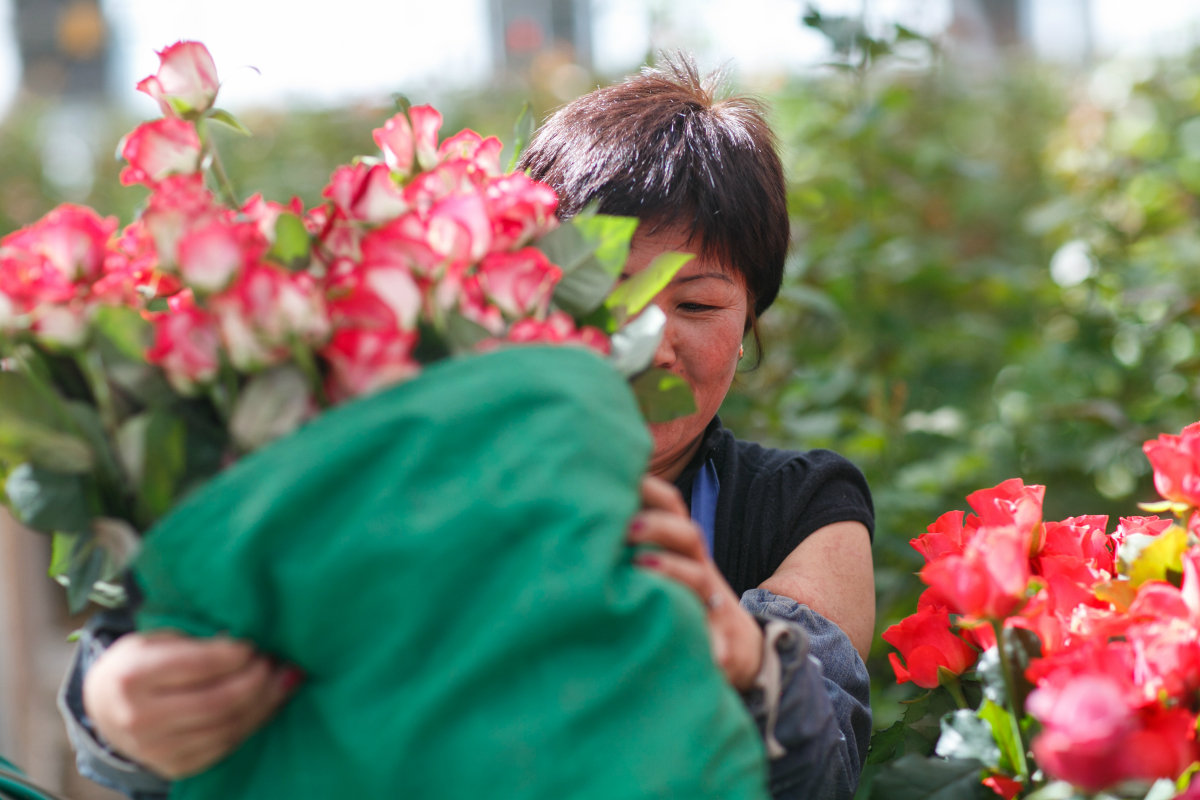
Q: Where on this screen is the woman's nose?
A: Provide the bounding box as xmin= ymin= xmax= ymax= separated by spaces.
xmin=652 ymin=310 xmax=677 ymax=371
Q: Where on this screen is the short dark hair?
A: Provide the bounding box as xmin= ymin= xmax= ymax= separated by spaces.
xmin=518 ymin=54 xmax=789 ymax=320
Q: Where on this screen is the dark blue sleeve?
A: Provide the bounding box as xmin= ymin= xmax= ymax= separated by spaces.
xmin=56 ymin=608 xmax=172 ymax=800
xmin=739 ymin=588 xmax=872 ymax=800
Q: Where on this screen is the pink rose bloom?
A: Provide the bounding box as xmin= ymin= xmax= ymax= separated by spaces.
xmin=477 ymin=248 xmax=562 ymax=319
xmin=177 ymin=218 xmax=254 ymax=294
xmin=0 ymin=204 xmax=118 ymax=284
xmin=120 ymin=118 xmax=202 ymax=187
xmin=437 ymin=130 xmax=503 ymax=176
xmin=1144 ymin=423 xmax=1200 ymax=508
xmin=93 ymin=221 xmax=181 ymax=306
xmin=210 ymin=263 xmax=330 ymax=370
xmin=1029 ymin=670 xmax=1198 ymax=794
xmin=323 ymin=164 xmax=408 ymax=225
xmin=373 ymin=112 xmax=415 ymax=176
xmin=507 ymin=311 xmax=610 ymax=356
xmin=425 ymin=191 xmax=493 ymax=263
xmin=136 ymin=41 xmax=220 ymax=118
xmin=360 ymin=219 xmax=442 ymax=279
xmin=408 ymin=104 xmax=443 ymax=171
xmin=485 ymin=173 xmax=560 ymax=252
xmin=141 ymin=174 xmax=217 ymax=266
xmin=323 ymin=327 xmax=419 ymax=401
xmin=240 ymin=194 xmax=304 ymax=246
xmin=145 ymin=290 xmax=222 ymax=394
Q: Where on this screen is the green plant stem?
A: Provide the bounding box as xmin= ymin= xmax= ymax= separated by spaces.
xmin=199 ymin=119 xmax=239 ymax=207
xmin=943 ymin=675 xmax=969 ymax=710
xmin=291 ymin=342 xmax=329 ymax=409
xmin=76 ymin=349 xmax=117 ymax=434
xmin=991 ymin=620 xmax=1031 ymax=782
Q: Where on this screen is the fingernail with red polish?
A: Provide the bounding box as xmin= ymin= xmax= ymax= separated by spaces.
xmin=636 ymin=554 xmax=660 ymax=568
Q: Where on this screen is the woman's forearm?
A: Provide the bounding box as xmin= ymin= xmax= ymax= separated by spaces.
xmin=739 ymin=588 xmax=872 ymax=800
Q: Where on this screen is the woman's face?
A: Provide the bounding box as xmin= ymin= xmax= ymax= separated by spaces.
xmin=621 ymin=224 xmax=750 ymax=479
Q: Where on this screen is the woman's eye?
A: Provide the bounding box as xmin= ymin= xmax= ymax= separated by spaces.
xmin=679 ymin=303 xmax=716 ymax=312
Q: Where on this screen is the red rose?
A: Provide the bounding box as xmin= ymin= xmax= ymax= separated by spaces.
xmin=882 ymin=603 xmax=977 ymax=689
xmin=1144 ymin=423 xmax=1200 ymax=508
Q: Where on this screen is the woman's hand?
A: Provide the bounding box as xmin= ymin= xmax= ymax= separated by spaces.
xmin=629 ymin=476 xmax=764 ymax=691
xmin=82 ymin=632 xmax=301 ymax=779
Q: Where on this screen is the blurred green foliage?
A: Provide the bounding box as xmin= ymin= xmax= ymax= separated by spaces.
xmin=6 ymin=16 xmax=1200 ymax=761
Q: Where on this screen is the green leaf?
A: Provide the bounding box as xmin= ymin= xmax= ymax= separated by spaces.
xmin=5 ymin=463 xmax=90 ymax=533
xmin=541 ymin=209 xmax=638 ymax=317
xmin=867 ymin=721 xmax=908 ymax=765
xmin=604 ymin=252 xmax=694 ymax=326
xmin=935 ymin=710 xmax=999 ymax=769
xmin=444 ymin=312 xmax=493 ymax=353
xmin=869 ymin=755 xmax=990 ymax=800
xmin=573 ymin=211 xmax=638 ymax=277
xmin=980 ymin=700 xmax=1021 ymax=773
xmin=507 ymin=101 xmax=536 ymax=173
xmin=391 ymin=93 xmax=412 ymax=114
xmin=136 ymin=411 xmax=186 ymax=525
xmin=268 ymin=212 xmax=312 ymax=270
xmin=631 ymin=368 xmax=696 ymax=423
xmin=92 ymin=305 xmax=151 ymax=361
xmin=208 ymin=108 xmax=251 ymax=135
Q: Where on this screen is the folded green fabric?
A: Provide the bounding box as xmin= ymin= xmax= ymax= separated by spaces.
xmin=134 ymin=346 xmax=768 ymax=800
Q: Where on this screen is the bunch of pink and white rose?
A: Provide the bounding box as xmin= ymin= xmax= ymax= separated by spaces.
xmin=879 ymin=424 xmax=1200 ymax=800
xmin=0 ymin=41 xmax=684 ymax=613
xmin=0 ymin=41 xmax=605 ymax=405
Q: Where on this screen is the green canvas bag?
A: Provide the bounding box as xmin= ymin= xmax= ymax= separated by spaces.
xmin=134 ymin=346 xmax=769 ymax=799
xmin=0 ymin=756 xmax=66 ymax=800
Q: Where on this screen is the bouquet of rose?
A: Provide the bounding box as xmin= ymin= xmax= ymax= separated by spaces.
xmin=875 ymin=424 xmax=1200 ymax=800
xmin=0 ymin=41 xmax=692 ymax=612
xmin=2 ymin=43 xmax=772 ymax=800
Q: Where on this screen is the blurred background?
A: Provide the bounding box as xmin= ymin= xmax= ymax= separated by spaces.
xmin=4 ymin=0 xmax=1200 ymax=796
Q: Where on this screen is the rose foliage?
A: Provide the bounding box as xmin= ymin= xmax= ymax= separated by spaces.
xmin=0 ymin=41 xmax=693 ymax=612
xmin=876 ymin=422 xmax=1200 ymax=798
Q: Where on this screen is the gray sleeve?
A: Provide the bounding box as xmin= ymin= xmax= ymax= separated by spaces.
xmin=739 ymin=588 xmax=872 ymax=800
xmin=56 ymin=610 xmax=172 ymax=800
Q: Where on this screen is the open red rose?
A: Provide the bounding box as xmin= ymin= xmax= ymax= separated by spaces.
xmin=966 ymin=478 xmax=1045 ymax=543
xmin=1144 ymin=423 xmax=1200 ymax=508
xmin=883 ymin=602 xmax=977 ymax=689
xmin=910 ymin=510 xmax=971 ymax=564
xmin=921 ymin=522 xmax=1032 ymax=620
xmin=136 ymin=40 xmax=220 ymax=118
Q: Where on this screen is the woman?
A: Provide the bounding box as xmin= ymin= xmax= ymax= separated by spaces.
xmin=63 ymin=58 xmax=875 ymax=800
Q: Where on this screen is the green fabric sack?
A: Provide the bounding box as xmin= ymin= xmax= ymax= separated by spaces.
xmin=133 ymin=346 xmax=769 ymax=800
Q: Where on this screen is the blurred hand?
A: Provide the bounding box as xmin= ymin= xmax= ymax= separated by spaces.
xmin=628 ymin=475 xmax=764 ymax=691
xmin=83 ymin=632 xmax=301 ymax=779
